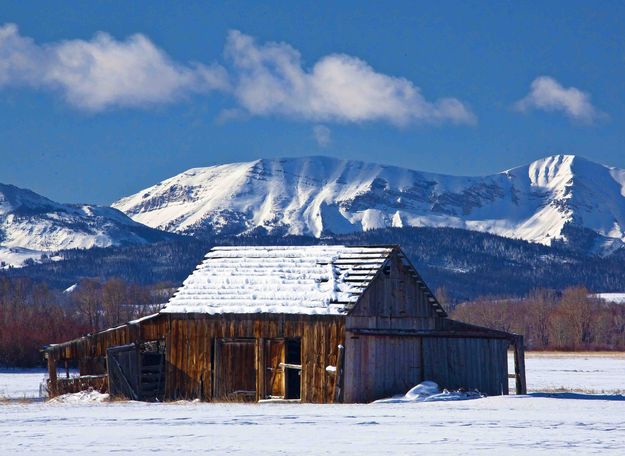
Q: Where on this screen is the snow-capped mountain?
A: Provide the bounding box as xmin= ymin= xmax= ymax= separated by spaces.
xmin=112 ymin=155 xmax=625 ymax=252
xmin=0 ymin=183 xmax=174 ymax=267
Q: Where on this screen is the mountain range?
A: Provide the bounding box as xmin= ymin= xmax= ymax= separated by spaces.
xmin=113 ymin=154 xmax=625 ymax=252
xmin=0 ymin=183 xmax=173 ymax=267
xmin=2 ymin=154 xmax=625 ymax=268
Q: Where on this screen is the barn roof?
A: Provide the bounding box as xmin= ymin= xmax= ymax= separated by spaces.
xmin=161 ymin=245 xmax=443 ymax=316
xmin=162 ymin=245 xmax=389 ymax=315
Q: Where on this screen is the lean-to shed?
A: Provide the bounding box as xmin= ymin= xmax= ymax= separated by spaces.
xmin=44 ymin=245 xmax=526 ymax=402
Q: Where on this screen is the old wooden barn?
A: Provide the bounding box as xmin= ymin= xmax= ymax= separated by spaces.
xmin=44 ymin=245 xmax=526 ymax=403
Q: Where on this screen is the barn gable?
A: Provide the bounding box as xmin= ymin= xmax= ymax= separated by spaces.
xmin=347 ymin=247 xmax=446 ymax=320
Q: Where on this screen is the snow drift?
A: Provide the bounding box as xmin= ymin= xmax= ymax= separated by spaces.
xmin=374 ymin=381 xmax=484 ymax=403
xmin=47 ymin=389 xmax=110 ymax=404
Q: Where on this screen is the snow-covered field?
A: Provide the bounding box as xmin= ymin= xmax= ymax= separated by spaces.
xmin=1 ymin=353 xmax=624 ymax=455
xmin=516 ymin=352 xmax=625 ymax=394
xmin=0 ymin=368 xmax=48 ymax=399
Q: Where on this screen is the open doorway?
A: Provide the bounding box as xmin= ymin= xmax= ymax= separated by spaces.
xmin=284 ymin=339 xmax=301 ymax=399
xmin=264 ymin=338 xmax=301 ymax=400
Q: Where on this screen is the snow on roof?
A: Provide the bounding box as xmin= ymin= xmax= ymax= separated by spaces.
xmin=160 ymin=245 xmax=395 ymax=315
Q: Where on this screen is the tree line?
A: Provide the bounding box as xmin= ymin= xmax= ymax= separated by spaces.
xmin=450 ymin=287 xmax=625 ymax=351
xmin=0 ymin=277 xmax=172 ymax=367
xmin=2 ymin=275 xmax=623 ymax=367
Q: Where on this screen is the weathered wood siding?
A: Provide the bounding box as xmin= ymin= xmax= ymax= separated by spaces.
xmin=422 ymin=337 xmax=509 ymax=396
xmin=343 ymin=251 xmax=510 ymax=402
xmin=343 ymin=334 xmax=423 ymax=402
xmin=163 ymin=314 xmax=345 ymax=403
xmin=344 ymin=333 xmax=509 ymax=402
xmin=344 ymin=250 xmax=437 ymax=402
xmin=213 ymin=339 xmax=256 ymax=401
xmin=45 ymin=315 xmax=167 ymax=397
xmin=46 ymin=324 xmax=137 ymax=375
xmin=346 ymin=251 xmax=440 ymax=335
xmin=45 ymin=313 xmax=343 ymax=402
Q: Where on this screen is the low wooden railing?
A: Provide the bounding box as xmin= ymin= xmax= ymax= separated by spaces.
xmin=48 ymin=374 xmax=108 ymax=397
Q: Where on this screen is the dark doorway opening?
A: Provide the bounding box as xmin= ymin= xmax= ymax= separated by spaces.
xmin=285 ymin=338 xmax=301 ymax=400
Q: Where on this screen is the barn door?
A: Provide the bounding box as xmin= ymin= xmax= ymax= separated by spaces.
xmin=213 ymin=338 xmax=257 ymax=402
xmin=107 ymin=343 xmax=140 ymax=400
xmin=264 ymin=339 xmax=285 ymax=399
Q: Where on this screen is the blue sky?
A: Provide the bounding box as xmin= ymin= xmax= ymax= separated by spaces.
xmin=1 ymin=0 xmax=624 ymax=204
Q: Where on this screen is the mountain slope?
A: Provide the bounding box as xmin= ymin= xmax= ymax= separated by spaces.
xmin=112 ymin=155 xmax=625 ymax=251
xmin=0 ymin=183 xmax=175 ymax=267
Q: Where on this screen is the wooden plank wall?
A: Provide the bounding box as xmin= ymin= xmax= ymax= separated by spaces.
xmin=348 ymin=252 xmax=437 ymax=330
xmin=163 ymin=314 xmax=345 ymax=403
xmin=213 ymin=339 xmax=256 ymax=401
xmin=343 ymin=333 xmax=423 ymax=403
xmin=344 ymin=334 xmax=509 ymax=402
xmin=421 ymin=337 xmax=509 ymax=396
xmin=45 ymin=315 xmax=168 ymax=396
xmin=45 ymin=313 xmax=344 ymax=403
xmin=46 ymin=325 xmax=135 ymax=373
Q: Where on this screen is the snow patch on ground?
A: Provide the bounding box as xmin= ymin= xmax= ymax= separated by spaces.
xmin=47 ymin=389 xmax=109 ymax=404
xmin=374 ymin=381 xmax=483 ymax=403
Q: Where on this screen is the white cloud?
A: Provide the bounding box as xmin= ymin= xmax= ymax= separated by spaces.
xmin=0 ymin=24 xmax=477 ymax=127
xmin=514 ymin=76 xmax=603 ymax=123
xmin=225 ymin=30 xmax=476 ymax=126
xmin=312 ymin=125 xmax=331 ymax=147
xmin=0 ymin=23 xmax=228 ymax=111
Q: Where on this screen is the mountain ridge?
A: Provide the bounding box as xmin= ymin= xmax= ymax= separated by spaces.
xmin=112 ymin=154 xmax=625 ymax=252
xmin=0 ymin=182 xmax=175 ymax=267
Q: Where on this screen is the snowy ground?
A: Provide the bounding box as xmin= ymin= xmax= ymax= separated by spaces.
xmin=1 ymin=353 xmax=624 ymax=455
xmin=514 ymin=352 xmax=625 ymax=394
xmin=0 ymin=368 xmax=48 ymax=399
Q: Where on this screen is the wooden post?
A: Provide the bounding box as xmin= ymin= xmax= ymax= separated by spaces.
xmin=333 ymin=344 xmax=345 ymax=403
xmin=47 ymin=351 xmax=58 ymax=397
xmin=256 ymin=338 xmax=265 ymax=402
xmin=513 ymin=335 xmax=527 ymax=395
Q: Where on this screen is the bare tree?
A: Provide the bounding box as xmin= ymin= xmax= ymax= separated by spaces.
xmin=102 ymin=278 xmax=127 ymax=327
xmin=73 ymin=279 xmax=102 ymax=332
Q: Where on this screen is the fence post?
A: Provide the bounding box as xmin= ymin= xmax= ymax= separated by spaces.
xmin=47 ymin=351 xmax=58 ymax=397
xmin=333 ymin=344 xmax=345 ymax=403
xmin=513 ymin=335 xmax=527 ymax=395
